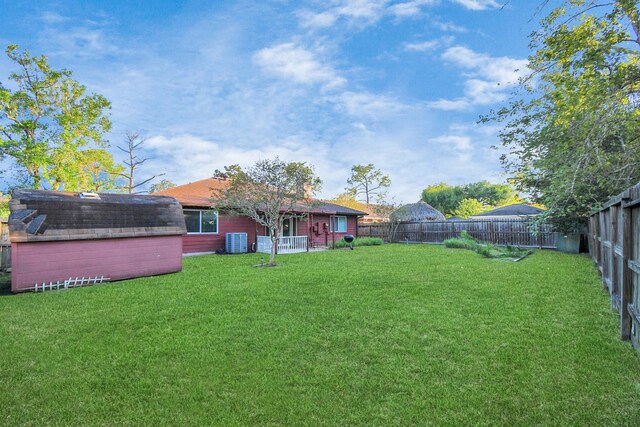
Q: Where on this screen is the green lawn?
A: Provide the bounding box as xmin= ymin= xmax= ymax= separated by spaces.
xmin=1 ymin=245 xmax=639 ymax=426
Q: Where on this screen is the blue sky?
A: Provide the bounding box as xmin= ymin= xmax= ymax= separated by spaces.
xmin=1 ymin=0 xmax=543 ymax=202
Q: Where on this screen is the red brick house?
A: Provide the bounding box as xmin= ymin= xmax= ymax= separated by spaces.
xmin=156 ymin=177 xmax=367 ymax=254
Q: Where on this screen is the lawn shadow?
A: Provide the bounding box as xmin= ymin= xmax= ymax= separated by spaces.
xmin=0 ymin=272 xmax=12 ymax=296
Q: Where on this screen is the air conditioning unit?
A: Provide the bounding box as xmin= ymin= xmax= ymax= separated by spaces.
xmin=225 ymin=232 xmax=248 ymax=254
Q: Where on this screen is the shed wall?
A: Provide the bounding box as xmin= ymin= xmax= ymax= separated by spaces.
xmin=11 ymin=235 xmax=183 ymax=292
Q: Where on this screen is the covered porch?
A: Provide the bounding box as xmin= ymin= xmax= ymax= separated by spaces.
xmin=256 ymin=235 xmax=308 ymax=254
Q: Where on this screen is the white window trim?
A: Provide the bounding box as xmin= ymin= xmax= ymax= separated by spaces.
xmin=184 ymin=209 xmax=219 ymax=234
xmin=330 ymin=215 xmax=347 ymax=233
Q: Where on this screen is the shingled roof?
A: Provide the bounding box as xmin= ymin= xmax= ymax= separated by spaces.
xmin=9 ymin=189 xmax=186 ymax=243
xmin=472 ymin=203 xmax=545 ymax=218
xmin=156 ymin=177 xmax=367 ymax=216
xmin=154 ymin=177 xmax=228 ymax=207
xmin=309 ymin=201 xmax=367 ymax=216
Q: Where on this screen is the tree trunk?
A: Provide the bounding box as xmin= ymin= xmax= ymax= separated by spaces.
xmin=269 ymin=226 xmax=278 ymax=265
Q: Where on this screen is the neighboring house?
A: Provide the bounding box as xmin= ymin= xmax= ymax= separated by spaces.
xmin=155 ymin=177 xmax=367 ymax=254
xmin=470 ymin=203 xmax=545 ymax=220
xmin=8 ymin=189 xmax=186 ymax=292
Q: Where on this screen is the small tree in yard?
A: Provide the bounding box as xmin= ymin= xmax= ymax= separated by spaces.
xmin=374 ymin=199 xmax=403 ymax=242
xmin=213 ymin=157 xmax=321 ymax=266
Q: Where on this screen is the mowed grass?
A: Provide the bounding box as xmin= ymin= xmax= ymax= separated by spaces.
xmin=1 ymin=245 xmax=639 ymax=426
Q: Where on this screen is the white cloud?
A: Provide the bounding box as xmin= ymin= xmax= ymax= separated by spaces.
xmin=253 ymin=43 xmax=346 ymax=88
xmin=334 ymin=91 xmax=408 ymax=118
xmin=432 ymin=19 xmax=469 ymax=33
xmin=428 ymin=45 xmax=527 ymax=110
xmin=404 ymin=36 xmax=454 ymax=52
xmin=388 ymin=0 xmax=439 ymax=17
xmin=36 ymin=13 xmax=123 ymax=59
xmin=426 ymin=98 xmax=471 ymax=111
xmin=449 ymin=0 xmax=501 ymax=10
xmin=430 ymin=134 xmax=473 ymax=151
xmin=39 ymin=11 xmax=68 ymax=24
xmin=297 ymin=11 xmax=339 ymax=28
xmin=298 ymin=0 xmax=437 ymax=29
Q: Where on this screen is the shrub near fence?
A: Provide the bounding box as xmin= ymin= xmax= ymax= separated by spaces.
xmin=589 ymin=182 xmax=640 ymax=349
xmin=358 ymin=219 xmax=557 ymax=249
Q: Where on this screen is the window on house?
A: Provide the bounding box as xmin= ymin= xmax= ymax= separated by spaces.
xmin=184 ymin=209 xmax=218 ymax=233
xmin=331 ymin=216 xmax=347 ymax=233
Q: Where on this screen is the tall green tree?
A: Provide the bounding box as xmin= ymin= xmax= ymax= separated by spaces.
xmin=452 ymin=198 xmax=486 ymax=219
xmin=421 ymin=183 xmax=464 ymax=215
xmin=0 ymin=45 xmax=118 ymax=191
xmin=213 ymin=157 xmax=321 ymax=266
xmin=483 ymin=1 xmax=640 ymax=231
xmin=421 ymin=181 xmax=518 ymax=216
xmin=344 ymin=163 xmax=391 ymax=204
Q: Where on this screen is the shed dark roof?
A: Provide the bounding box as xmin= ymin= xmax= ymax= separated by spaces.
xmin=472 ymin=203 xmax=545 ymax=217
xmin=9 ymin=189 xmax=186 ymax=243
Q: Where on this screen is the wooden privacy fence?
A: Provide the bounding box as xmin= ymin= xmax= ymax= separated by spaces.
xmin=1 ymin=218 xmax=9 ymax=271
xmin=589 ymin=182 xmax=640 ymax=348
xmin=358 ymin=219 xmax=557 ymax=248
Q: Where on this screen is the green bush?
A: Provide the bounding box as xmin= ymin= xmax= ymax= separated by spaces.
xmin=333 ymin=237 xmax=384 ymax=249
xmin=443 ymin=239 xmax=478 ymax=250
xmin=443 ymin=230 xmax=479 ymax=250
xmin=444 ymin=231 xmax=531 ymax=260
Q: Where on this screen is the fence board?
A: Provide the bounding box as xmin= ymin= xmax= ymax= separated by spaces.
xmin=358 ymin=219 xmax=557 ymax=249
xmin=590 ymin=182 xmax=640 ymax=347
xmin=1 ymin=219 xmax=9 ymax=271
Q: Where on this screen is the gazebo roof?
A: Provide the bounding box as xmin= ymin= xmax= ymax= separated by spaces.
xmin=392 ymin=200 xmax=445 ymax=222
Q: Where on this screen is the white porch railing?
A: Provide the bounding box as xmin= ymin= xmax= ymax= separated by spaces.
xmin=256 ymin=236 xmax=308 ymax=254
xmin=257 ymin=236 xmax=272 ymax=253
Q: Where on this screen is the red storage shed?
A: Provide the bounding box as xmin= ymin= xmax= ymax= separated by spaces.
xmin=9 ymin=189 xmax=187 ymax=293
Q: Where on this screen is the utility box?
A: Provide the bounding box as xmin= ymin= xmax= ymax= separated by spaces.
xmin=556 ymin=233 xmax=581 ymax=253
xmin=225 ymin=232 xmax=248 ymax=254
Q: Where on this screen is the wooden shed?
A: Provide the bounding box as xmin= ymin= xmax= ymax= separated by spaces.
xmin=9 ymin=189 xmax=186 ymax=292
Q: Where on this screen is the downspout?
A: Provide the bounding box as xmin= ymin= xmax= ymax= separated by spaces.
xmin=309 ymin=213 xmax=313 ymax=251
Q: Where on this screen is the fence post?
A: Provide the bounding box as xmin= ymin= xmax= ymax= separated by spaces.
xmin=620 ymin=204 xmax=633 ymax=340
xmin=610 ymin=205 xmax=619 ymax=311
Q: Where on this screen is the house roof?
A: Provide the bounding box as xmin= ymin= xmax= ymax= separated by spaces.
xmin=472 ymin=203 xmax=545 ymax=217
xmin=311 ymin=201 xmax=367 ymax=216
xmin=9 ymin=189 xmax=186 ymax=243
xmin=154 ymin=177 xmax=228 ymax=207
xmin=156 ymin=177 xmax=367 ymax=216
xmin=323 ymin=199 xmax=385 ymax=221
